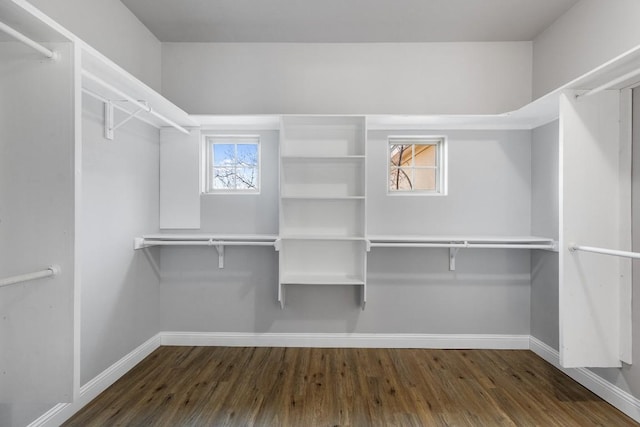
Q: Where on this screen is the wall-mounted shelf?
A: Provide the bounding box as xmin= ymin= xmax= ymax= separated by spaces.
xmin=134 ymin=234 xmax=278 ymax=268
xmin=367 ymin=236 xmax=557 ymax=271
xmin=81 ymin=47 xmax=198 ymax=139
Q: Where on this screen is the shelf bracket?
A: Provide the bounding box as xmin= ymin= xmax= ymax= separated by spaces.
xmin=211 ymin=240 xmax=225 ymax=269
xmin=279 ymin=283 xmax=285 ymax=309
xmin=134 ymin=237 xmax=150 ymax=250
xmin=274 ymin=238 xmax=282 ymax=251
xmin=449 ymin=247 xmax=460 ymax=271
xmin=104 ymin=100 xmax=150 ymax=141
xmin=105 ymin=101 xmax=114 ymax=140
xmin=365 ymin=239 xmax=371 ymax=252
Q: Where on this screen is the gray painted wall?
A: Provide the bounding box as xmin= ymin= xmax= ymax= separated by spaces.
xmin=161 ymin=42 xmax=532 ymax=115
xmin=0 ymin=42 xmax=75 ymax=427
xmin=160 ymin=128 xmax=532 ymax=335
xmin=530 ymin=120 xmax=560 ymax=350
xmin=80 ymin=95 xmax=160 ymax=385
xmin=199 ymin=130 xmax=279 ymax=235
xmin=367 ymin=130 xmax=532 ymax=236
xmin=532 ymin=0 xmax=640 ymax=98
xmin=28 ymin=0 xmax=162 ymax=91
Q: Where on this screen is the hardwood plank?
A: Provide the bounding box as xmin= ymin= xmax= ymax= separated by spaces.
xmin=63 ymin=347 xmax=639 ymax=427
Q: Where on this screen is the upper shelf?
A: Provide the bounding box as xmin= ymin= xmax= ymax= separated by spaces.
xmin=9 ymin=0 xmax=640 ymax=135
xmin=81 ymin=47 xmax=198 ymax=131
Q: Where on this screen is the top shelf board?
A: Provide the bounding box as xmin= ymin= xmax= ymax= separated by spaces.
xmin=81 ymin=47 xmax=198 ymax=131
xmin=142 ymin=234 xmax=279 ymax=242
xmin=368 ymin=235 xmax=556 ymax=244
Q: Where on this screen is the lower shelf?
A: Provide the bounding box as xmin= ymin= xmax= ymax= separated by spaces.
xmin=280 ymin=274 xmax=365 ymax=286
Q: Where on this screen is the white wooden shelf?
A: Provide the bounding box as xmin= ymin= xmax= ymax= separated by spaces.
xmin=281 ymin=195 xmax=365 ymax=200
xmin=133 ymin=234 xmax=278 ymax=269
xmin=81 ymin=46 xmax=197 ymax=138
xmin=139 ymin=233 xmax=278 ymax=241
xmin=368 ymin=235 xmax=556 ymax=244
xmin=367 ymin=235 xmax=557 ymax=271
xmin=280 ymin=274 xmax=365 ymax=286
xmin=280 ymin=235 xmax=365 ymax=241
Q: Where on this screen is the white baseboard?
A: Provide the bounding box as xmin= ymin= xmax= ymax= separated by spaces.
xmin=160 ymin=331 xmax=531 ymax=349
xmin=28 ymin=334 xmax=161 ymax=427
xmin=529 ymin=336 xmax=640 ymax=423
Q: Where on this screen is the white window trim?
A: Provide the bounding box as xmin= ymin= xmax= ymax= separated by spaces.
xmin=202 ymin=134 xmax=262 ymax=195
xmin=387 ymin=135 xmax=448 ymax=196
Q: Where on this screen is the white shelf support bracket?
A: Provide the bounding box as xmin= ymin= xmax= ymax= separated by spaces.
xmin=105 ymin=101 xmax=114 ymax=140
xmin=279 ymin=284 xmax=285 ymax=309
xmin=274 ymin=238 xmax=282 ymax=251
xmin=365 ymin=239 xmax=371 ymax=252
xmin=210 ymin=240 xmax=225 ymax=269
xmin=449 ymin=247 xmax=460 ymax=271
xmin=133 ymin=237 xmax=148 ymax=250
xmin=104 ymin=99 xmax=149 ymax=140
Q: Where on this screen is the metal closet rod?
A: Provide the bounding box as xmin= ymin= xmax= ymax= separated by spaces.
xmin=0 ymin=265 xmax=60 ymax=288
xmin=569 ymin=244 xmax=640 ymax=260
xmin=0 ymin=21 xmax=57 ymax=59
xmin=81 ymin=69 xmax=190 ymax=135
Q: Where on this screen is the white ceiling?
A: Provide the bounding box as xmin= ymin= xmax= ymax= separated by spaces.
xmin=120 ymin=0 xmax=580 ymax=43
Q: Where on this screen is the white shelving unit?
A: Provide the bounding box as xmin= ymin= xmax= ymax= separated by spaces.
xmin=278 ymin=116 xmax=367 ymax=309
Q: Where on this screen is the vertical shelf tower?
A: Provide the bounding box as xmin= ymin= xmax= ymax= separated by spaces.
xmin=278 ymin=116 xmax=367 ymax=309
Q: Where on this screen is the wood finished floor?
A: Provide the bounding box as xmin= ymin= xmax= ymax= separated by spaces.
xmin=64 ymin=347 xmax=638 ymax=426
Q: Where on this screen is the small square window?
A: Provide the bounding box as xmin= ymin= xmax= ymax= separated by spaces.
xmin=388 ymin=137 xmax=446 ymax=194
xmin=204 ymin=136 xmax=260 ymax=193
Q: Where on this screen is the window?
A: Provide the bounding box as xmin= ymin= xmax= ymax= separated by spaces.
xmin=204 ymin=136 xmax=260 ymax=193
xmin=388 ymin=137 xmax=446 ymax=194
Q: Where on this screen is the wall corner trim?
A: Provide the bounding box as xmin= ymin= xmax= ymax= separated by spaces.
xmin=529 ymin=336 xmax=640 ymax=423
xmin=27 ymin=334 xmax=161 ymax=427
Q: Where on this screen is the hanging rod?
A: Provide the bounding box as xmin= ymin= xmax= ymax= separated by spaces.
xmin=0 ymin=265 xmax=60 ymax=288
xmin=81 ymin=69 xmax=190 ymax=135
xmin=576 ymin=67 xmax=640 ymax=99
xmin=0 ymin=21 xmax=56 ymax=59
xmin=569 ymin=244 xmax=640 ymax=260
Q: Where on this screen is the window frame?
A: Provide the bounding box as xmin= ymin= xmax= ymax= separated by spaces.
xmin=202 ymin=134 xmax=261 ymax=195
xmin=387 ymin=135 xmax=447 ymax=196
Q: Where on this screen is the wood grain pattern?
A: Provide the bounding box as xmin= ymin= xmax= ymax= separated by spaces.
xmin=64 ymin=347 xmax=638 ymax=426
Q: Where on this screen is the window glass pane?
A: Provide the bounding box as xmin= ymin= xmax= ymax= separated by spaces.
xmin=237 ymin=144 xmax=258 ymax=167
xmin=414 ymin=144 xmax=437 ymax=167
xmin=390 ymin=144 xmax=413 ymax=167
xmin=389 ymin=167 xmax=413 ymax=191
xmin=414 ymin=168 xmax=437 ymax=191
xmin=213 ymin=166 xmax=236 ymax=189
xmin=213 ymin=144 xmax=235 ymax=166
xmin=235 ymin=168 xmax=258 ymax=189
